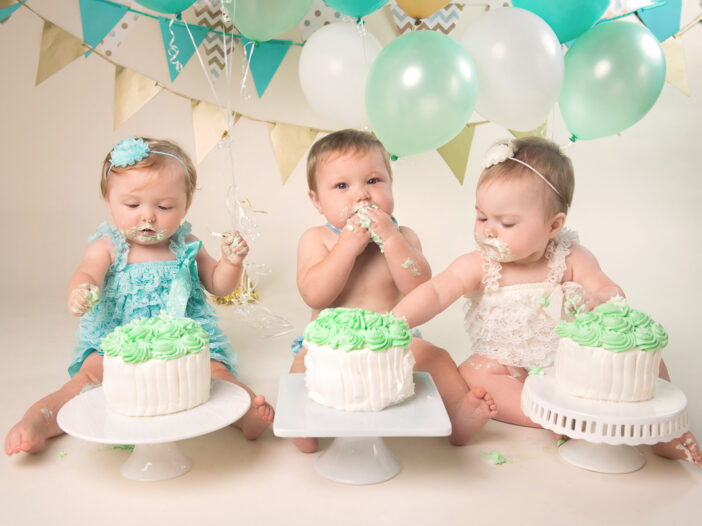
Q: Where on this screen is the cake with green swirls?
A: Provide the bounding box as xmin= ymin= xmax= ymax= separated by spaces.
xmin=101 ymin=313 xmax=211 ymax=416
xmin=303 ymin=308 xmax=415 ymax=411
xmin=554 ymin=297 xmax=667 ymax=402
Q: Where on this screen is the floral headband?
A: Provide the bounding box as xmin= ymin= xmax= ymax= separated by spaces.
xmin=106 ymin=137 xmax=190 ymax=176
xmin=481 ymin=141 xmax=561 ymax=198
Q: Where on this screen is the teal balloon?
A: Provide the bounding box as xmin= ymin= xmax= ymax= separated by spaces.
xmin=323 ymin=1 xmax=389 ymax=18
xmin=513 ymin=0 xmax=609 ymax=43
xmin=366 ymin=31 xmax=478 ymax=158
xmin=135 ymin=1 xmax=196 ymax=14
xmin=227 ymin=0 xmax=313 ymax=42
xmin=559 ymin=21 xmax=666 ymax=141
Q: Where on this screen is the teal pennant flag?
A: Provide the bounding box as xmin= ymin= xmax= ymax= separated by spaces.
xmin=79 ymin=0 xmax=128 ymax=57
xmin=242 ymin=37 xmax=292 ymax=98
xmin=637 ymin=0 xmax=681 ymax=41
xmin=158 ymin=16 xmax=209 ymax=82
xmin=0 ymin=3 xmax=21 ymax=23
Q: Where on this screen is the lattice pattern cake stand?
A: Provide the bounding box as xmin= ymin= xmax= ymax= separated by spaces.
xmin=521 ymin=368 xmax=689 ymax=473
xmin=57 ymin=379 xmax=250 ymax=482
xmin=273 ymin=372 xmax=451 ymax=485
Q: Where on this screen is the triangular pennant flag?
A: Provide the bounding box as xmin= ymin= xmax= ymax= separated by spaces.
xmin=389 ymin=3 xmax=464 ymax=35
xmin=158 ymin=16 xmax=209 ymax=82
xmin=509 ymin=122 xmax=548 ymax=139
xmin=242 ymin=37 xmax=292 ymax=98
xmin=114 ymin=65 xmax=163 ymax=129
xmin=637 ymin=0 xmax=681 ymax=42
xmin=0 ymin=3 xmax=20 ymax=23
xmin=79 ymin=0 xmax=128 ymax=57
xmin=437 ymin=124 xmax=476 ymax=185
xmin=188 ymin=0 xmax=235 ymax=80
xmin=95 ymin=11 xmax=139 ymax=58
xmin=35 ymin=21 xmax=86 ymax=85
xmin=661 ymin=36 xmax=690 ymax=96
xmin=268 ymin=122 xmax=318 ymax=184
xmin=191 ymin=99 xmax=231 ymax=163
xmin=298 ymin=0 xmax=342 ymax=40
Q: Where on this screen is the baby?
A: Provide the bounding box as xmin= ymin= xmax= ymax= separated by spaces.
xmin=394 ymin=136 xmax=700 ymax=466
xmin=290 ymin=129 xmax=496 ymax=453
xmin=5 ymin=137 xmax=273 ymax=455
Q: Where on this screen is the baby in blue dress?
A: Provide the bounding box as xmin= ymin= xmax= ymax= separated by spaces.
xmin=5 ymin=137 xmax=273 ymax=455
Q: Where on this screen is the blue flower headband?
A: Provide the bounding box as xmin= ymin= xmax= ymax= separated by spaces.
xmin=107 ymin=137 xmax=190 ymax=176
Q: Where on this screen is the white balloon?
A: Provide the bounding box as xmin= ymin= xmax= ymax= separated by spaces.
xmin=299 ymin=23 xmax=382 ymax=129
xmin=459 ymin=7 xmax=564 ymax=131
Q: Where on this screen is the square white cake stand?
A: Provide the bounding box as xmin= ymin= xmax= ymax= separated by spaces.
xmin=273 ymin=372 xmax=451 ymax=485
xmin=521 ymin=368 xmax=689 ymax=474
xmin=57 ymin=379 xmax=251 ymax=482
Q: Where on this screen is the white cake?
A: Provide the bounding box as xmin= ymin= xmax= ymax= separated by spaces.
xmin=554 ymin=299 xmax=667 ymax=402
xmin=101 ymin=314 xmax=211 ymax=416
xmin=303 ymin=308 xmax=415 ymax=411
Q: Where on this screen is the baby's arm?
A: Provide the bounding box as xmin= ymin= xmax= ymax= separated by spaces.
xmin=67 ymin=237 xmax=113 ymax=316
xmin=394 ymin=252 xmax=484 ymax=328
xmin=297 ymin=226 xmax=369 ymax=309
xmin=194 ymin=232 xmax=248 ymax=297
xmin=568 ymin=244 xmax=624 ymax=308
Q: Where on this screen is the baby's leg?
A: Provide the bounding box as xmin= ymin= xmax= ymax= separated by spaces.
xmin=459 ymin=354 xmax=539 ymax=428
xmin=5 ymin=352 xmax=103 ymax=456
xmin=411 ymin=338 xmax=497 ymax=446
xmin=210 ymin=361 xmax=273 ymax=441
xmin=287 ymin=347 xmax=318 ymax=453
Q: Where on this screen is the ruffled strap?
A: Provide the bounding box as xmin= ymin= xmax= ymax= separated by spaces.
xmin=88 ymin=222 xmax=128 ymax=271
xmin=169 ymin=221 xmax=192 ymax=261
xmin=545 ymin=228 xmax=579 ymax=285
xmin=480 ymin=256 xmax=502 ymax=294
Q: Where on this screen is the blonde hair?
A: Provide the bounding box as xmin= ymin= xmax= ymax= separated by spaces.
xmin=100 ymin=138 xmax=197 ymax=205
xmin=306 ymin=129 xmax=392 ymax=191
xmin=478 ymin=136 xmax=574 ymax=216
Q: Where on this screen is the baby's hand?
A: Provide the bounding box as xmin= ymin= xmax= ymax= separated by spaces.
xmin=339 ymin=214 xmax=371 ymax=256
xmin=360 ymin=206 xmax=397 ymax=242
xmin=68 ymin=283 xmax=100 ymax=317
xmin=563 ymin=286 xmax=611 ymax=317
xmin=221 ymin=231 xmax=249 ymax=266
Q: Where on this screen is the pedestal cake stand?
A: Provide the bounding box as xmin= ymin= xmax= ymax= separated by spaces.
xmin=273 ymin=372 xmax=451 ymax=485
xmin=521 ymin=368 xmax=688 ymax=473
xmin=57 ymin=379 xmax=250 ymax=481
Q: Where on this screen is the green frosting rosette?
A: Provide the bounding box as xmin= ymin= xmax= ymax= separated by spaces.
xmin=101 ymin=313 xmax=209 ymax=363
xmin=303 ymin=308 xmax=412 ymax=352
xmin=555 ymin=297 xmax=667 ymax=353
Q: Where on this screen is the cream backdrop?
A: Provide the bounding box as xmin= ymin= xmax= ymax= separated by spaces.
xmin=1 ymin=2 xmax=701 ymax=522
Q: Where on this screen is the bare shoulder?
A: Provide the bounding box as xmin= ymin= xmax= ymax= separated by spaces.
xmin=298 ymin=225 xmax=332 ymax=249
xmin=85 ymin=234 xmax=114 ymax=259
xmin=440 ymin=250 xmax=484 ymax=291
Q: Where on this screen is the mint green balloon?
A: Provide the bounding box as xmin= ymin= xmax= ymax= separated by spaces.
xmin=227 ymin=0 xmax=313 ymax=42
xmin=365 ymin=31 xmax=478 ymax=158
xmin=559 ymin=21 xmax=665 ymax=141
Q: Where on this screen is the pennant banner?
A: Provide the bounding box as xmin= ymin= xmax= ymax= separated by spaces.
xmin=79 ymin=0 xmax=128 ymax=57
xmin=390 ymin=3 xmax=464 ymax=35
xmin=94 ymin=10 xmax=139 ymax=58
xmin=509 ymin=122 xmax=548 ymax=139
xmin=158 ymin=16 xmax=209 ymax=82
xmin=268 ymin=123 xmax=318 ymax=184
xmin=242 ymin=37 xmax=292 ymax=98
xmin=661 ymin=36 xmax=690 ymax=96
xmin=0 ymin=2 xmax=20 ymax=24
xmin=35 ymin=21 xmax=86 ymax=85
xmin=188 ymin=0 xmax=235 ymax=80
xmin=437 ymin=124 xmax=476 ymax=185
xmin=114 ymin=65 xmax=163 ymax=129
xmin=192 ymin=99 xmax=232 ymax=162
xmin=637 ymin=0 xmax=682 ymax=41
xmin=298 ymin=0 xmax=343 ymax=41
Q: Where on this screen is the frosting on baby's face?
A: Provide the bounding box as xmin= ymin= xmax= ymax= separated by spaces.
xmin=474 ymin=234 xmax=517 ymax=262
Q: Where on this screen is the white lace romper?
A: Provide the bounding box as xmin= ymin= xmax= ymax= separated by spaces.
xmin=463 ymin=229 xmax=580 ymax=369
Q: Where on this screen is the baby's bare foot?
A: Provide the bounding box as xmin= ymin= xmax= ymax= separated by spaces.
xmin=652 ymin=431 xmax=702 ymax=467
xmin=5 ymin=412 xmax=53 ymax=456
xmin=449 ymin=386 xmax=497 ymax=446
xmin=292 ymin=437 xmax=319 ymax=454
xmin=239 ymin=395 xmax=274 ymax=441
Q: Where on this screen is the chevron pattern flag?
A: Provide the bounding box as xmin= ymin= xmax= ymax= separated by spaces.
xmin=188 ymin=0 xmax=235 ymax=79
xmin=389 ymin=3 xmax=464 ymax=35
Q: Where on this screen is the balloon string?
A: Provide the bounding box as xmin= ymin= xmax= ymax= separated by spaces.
xmin=167 ymin=17 xmax=183 ymax=73
xmin=240 ymin=40 xmax=255 ymax=99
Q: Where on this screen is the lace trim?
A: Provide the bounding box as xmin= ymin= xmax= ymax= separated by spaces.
xmin=170 ymin=221 xmax=192 ymax=261
xmin=481 ymin=258 xmax=502 ymax=294
xmin=88 ymin=222 xmax=129 ymax=271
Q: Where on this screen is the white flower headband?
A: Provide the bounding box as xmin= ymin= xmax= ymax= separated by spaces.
xmin=106 ymin=137 xmax=190 ymax=177
xmin=481 ymin=141 xmax=561 ymax=198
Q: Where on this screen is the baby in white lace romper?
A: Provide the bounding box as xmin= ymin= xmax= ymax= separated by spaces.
xmin=395 ymin=136 xmax=701 ymax=466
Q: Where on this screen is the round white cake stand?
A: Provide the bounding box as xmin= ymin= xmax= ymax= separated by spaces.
xmin=521 ymin=368 xmax=689 ymax=474
xmin=57 ymin=379 xmax=250 ymax=482
xmin=273 ymin=372 xmax=451 ymax=485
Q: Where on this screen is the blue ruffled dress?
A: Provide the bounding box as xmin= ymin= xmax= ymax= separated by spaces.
xmin=68 ymin=222 xmax=237 ymax=377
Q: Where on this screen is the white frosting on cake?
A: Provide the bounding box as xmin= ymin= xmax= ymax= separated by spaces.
xmin=555 ymin=339 xmax=661 ymax=402
xmin=103 ymin=348 xmax=211 ymax=416
xmin=304 ymin=342 xmax=415 ymax=411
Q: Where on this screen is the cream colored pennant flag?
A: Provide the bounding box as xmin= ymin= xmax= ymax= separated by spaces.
xmin=191 ymin=100 xmax=234 ymax=163
xmin=509 ymin=121 xmax=548 ymax=139
xmin=114 ymin=65 xmax=163 ymax=130
xmin=661 ymin=36 xmax=690 ymax=97
xmin=268 ymin=122 xmax=318 ymax=184
xmin=35 ymin=21 xmax=86 ymax=85
xmin=437 ymin=124 xmax=476 ymax=185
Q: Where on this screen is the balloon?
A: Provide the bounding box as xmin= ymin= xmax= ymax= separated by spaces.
xmin=512 ymin=0 xmax=609 ymax=43
xmin=135 ymin=1 xmax=196 ymax=14
xmin=299 ymin=23 xmax=382 ymax=128
xmin=366 ymin=30 xmax=478 ymax=158
xmin=323 ymin=1 xmax=389 ymax=18
xmin=460 ymin=7 xmax=563 ymax=131
xmin=559 ymin=21 xmax=666 ymax=141
xmin=226 ymin=0 xmax=313 ymax=42
xmin=396 ymin=0 xmax=449 ymax=19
